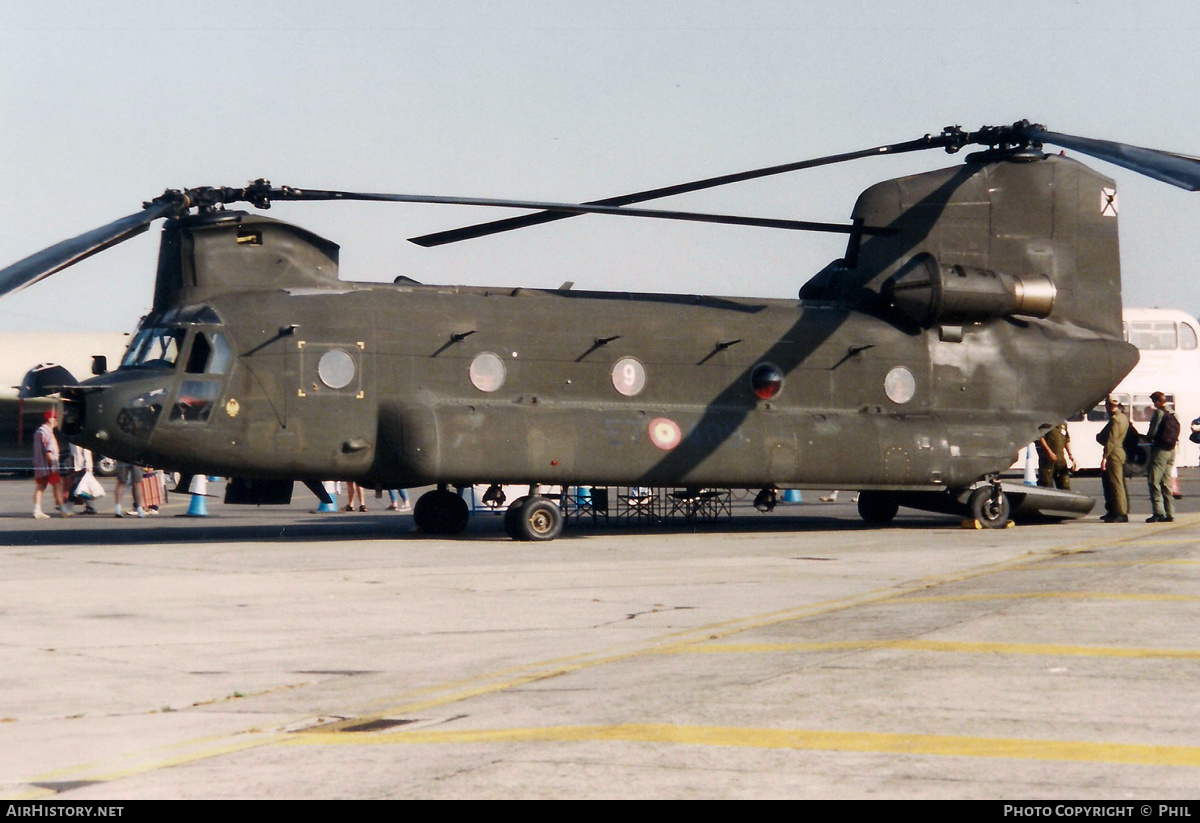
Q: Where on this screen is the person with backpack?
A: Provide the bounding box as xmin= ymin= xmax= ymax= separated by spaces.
xmin=1145 ymin=391 xmax=1180 ymax=523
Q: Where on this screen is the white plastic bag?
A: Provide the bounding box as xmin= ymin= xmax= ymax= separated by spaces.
xmin=74 ymin=471 xmax=105 ymax=500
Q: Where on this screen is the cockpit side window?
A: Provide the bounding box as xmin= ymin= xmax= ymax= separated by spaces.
xmin=169 ymin=380 xmax=221 ymax=423
xmin=185 ymin=333 xmax=212 ymax=374
xmin=183 ymin=331 xmax=233 ymax=375
xmin=208 ymin=333 xmax=232 ymax=374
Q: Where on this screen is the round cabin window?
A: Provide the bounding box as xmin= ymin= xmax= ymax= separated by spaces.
xmin=317 ymin=349 xmax=356 ymax=389
xmin=884 ymin=366 xmax=916 ymax=404
xmin=750 ymin=362 xmax=784 ymax=400
xmin=469 ymin=352 xmax=506 ymax=392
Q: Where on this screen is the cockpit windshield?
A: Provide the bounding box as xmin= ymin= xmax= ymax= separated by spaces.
xmin=121 ymin=326 xmax=186 ymax=369
xmin=120 ymin=305 xmax=227 ymax=371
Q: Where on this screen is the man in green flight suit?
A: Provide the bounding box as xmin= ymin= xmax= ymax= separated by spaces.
xmin=1098 ymin=397 xmax=1129 ymax=523
xmin=1145 ymin=391 xmax=1178 ymax=523
xmin=1037 ymin=421 xmax=1076 ymax=490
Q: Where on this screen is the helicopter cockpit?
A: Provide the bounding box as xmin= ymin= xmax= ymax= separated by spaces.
xmin=98 ymin=305 xmax=235 ymax=440
xmin=120 ymin=305 xmax=227 ymax=371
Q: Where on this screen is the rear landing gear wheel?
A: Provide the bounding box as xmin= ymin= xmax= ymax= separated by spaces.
xmin=503 ymin=496 xmax=529 ymax=540
xmin=413 ymin=489 xmax=470 ymax=535
xmin=506 ymin=496 xmax=563 ymax=541
xmin=857 ymin=491 xmax=899 ymax=525
xmin=968 ymin=486 xmax=1010 ymax=528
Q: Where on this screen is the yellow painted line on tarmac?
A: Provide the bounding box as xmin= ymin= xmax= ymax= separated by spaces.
xmin=19 ymin=729 xmax=271 ymax=783
xmin=6 ymin=787 xmax=57 ymax=801
xmin=898 ymin=591 xmax=1200 ymax=605
xmin=1020 ymin=559 xmax=1200 ymax=568
xmin=80 ymin=734 xmax=289 ymax=783
xmin=673 ymin=639 xmax=1200 ymax=660
xmin=285 ymin=722 xmax=1200 ymax=767
xmin=5 ymin=734 xmax=288 ymax=801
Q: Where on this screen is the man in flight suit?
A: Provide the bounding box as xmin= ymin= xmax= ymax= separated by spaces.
xmin=1037 ymin=421 xmax=1076 ymax=490
xmin=1098 ymin=397 xmax=1129 ymax=523
xmin=1145 ymin=391 xmax=1178 ymax=523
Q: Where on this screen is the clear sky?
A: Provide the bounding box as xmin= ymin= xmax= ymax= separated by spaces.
xmin=2 ymin=0 xmax=1199 ymax=333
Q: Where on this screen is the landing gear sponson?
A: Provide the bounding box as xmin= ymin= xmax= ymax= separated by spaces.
xmin=855 ymin=480 xmax=1094 ymax=528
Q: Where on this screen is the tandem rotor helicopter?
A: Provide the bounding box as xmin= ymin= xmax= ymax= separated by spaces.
xmin=3 ymin=120 xmax=1196 ymax=539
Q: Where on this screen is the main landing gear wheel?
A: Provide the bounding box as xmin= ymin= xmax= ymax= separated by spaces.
xmin=857 ymin=491 xmax=899 ymax=525
xmin=967 ymin=486 xmax=1010 ymax=529
xmin=504 ymin=495 xmax=563 ymax=541
xmin=413 ymin=489 xmax=470 ymax=535
xmin=503 ymin=496 xmax=529 ymax=540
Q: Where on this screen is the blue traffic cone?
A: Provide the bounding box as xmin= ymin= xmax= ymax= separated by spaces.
xmin=186 ymin=475 xmax=209 ymax=517
xmin=316 ymin=481 xmax=340 ymax=513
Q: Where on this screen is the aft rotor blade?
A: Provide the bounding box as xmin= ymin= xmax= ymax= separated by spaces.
xmin=406 ymin=136 xmax=943 ymax=247
xmin=1028 ymin=127 xmax=1200 ymax=191
xmin=0 ymin=198 xmax=179 ymax=298
xmin=268 ymin=187 xmax=892 ymax=236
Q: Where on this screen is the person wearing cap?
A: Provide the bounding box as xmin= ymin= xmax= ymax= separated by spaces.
xmin=32 ymin=409 xmax=70 ymax=519
xmin=1145 ymin=391 xmax=1178 ymax=523
xmin=1097 ymin=397 xmax=1129 ymax=523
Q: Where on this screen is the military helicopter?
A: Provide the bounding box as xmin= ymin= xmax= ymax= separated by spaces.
xmin=3 ymin=120 xmax=1195 ymax=539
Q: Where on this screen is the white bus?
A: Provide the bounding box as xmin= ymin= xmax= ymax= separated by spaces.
xmin=1064 ymin=308 xmax=1200 ymax=470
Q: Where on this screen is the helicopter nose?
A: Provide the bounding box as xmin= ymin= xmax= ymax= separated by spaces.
xmin=60 ymin=388 xmax=87 ymax=438
xmin=61 ymin=386 xmax=120 ymax=449
xmin=113 ymin=389 xmax=166 ymax=438
xmin=62 ymin=381 xmax=168 ymax=461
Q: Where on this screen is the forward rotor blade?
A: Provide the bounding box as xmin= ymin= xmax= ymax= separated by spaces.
xmin=1028 ymin=127 xmax=1200 ymax=191
xmin=0 ymin=198 xmax=179 ymax=298
xmin=406 ymin=136 xmax=944 ymax=247
xmin=269 ymin=187 xmax=892 ymax=236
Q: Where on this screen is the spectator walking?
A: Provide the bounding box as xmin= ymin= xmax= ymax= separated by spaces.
xmin=32 ymin=410 xmax=68 ymax=519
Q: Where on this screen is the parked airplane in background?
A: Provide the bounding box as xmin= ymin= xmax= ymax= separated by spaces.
xmin=0 ymin=332 xmax=129 ymax=472
xmin=1063 ymin=308 xmax=1200 ymax=470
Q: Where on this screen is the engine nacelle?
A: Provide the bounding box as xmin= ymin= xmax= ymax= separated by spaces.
xmin=887 ymin=252 xmax=1056 ymax=327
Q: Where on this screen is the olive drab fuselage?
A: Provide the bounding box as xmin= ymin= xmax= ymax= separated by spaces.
xmin=62 ymin=153 xmax=1139 ymax=501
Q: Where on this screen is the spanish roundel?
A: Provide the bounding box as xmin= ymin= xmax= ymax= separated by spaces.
xmin=648 ymin=417 xmax=682 ymax=450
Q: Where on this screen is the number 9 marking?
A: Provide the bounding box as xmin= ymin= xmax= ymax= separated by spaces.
xmin=611 ymin=357 xmax=646 ymax=397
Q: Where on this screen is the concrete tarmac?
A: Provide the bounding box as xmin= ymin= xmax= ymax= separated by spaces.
xmin=1 ymin=474 xmax=1199 ymax=799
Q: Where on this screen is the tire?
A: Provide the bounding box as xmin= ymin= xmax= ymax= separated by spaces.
xmin=414 ymin=489 xmax=470 ymax=535
xmin=513 ymin=496 xmax=563 ymax=542
xmin=94 ymin=456 xmax=117 ymax=478
xmin=857 ymin=491 xmax=899 ymax=525
xmin=503 ymin=496 xmax=529 ymax=540
xmin=412 ymin=492 xmax=435 ymax=532
xmin=968 ymin=486 xmax=1010 ymax=528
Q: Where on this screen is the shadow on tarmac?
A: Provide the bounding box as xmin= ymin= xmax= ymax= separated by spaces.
xmin=0 ymin=506 xmax=1071 ymax=547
